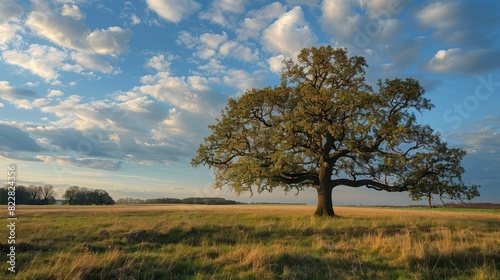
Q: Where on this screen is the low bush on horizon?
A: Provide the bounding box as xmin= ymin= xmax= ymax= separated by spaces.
xmin=2 ymin=205 xmax=499 ymax=279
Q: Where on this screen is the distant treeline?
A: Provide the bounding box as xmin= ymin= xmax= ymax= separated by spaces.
xmin=63 ymin=186 xmax=115 ymax=205
xmin=1 ymin=184 xmax=57 ymax=205
xmin=116 ymin=197 xmax=244 ymax=205
xmin=1 ymin=184 xmax=115 ymax=205
xmin=446 ymin=202 xmax=500 ymax=209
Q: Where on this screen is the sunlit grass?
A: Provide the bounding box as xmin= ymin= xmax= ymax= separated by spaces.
xmin=1 ymin=205 xmax=498 ymax=279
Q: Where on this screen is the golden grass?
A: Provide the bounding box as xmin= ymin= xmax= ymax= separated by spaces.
xmin=2 ymin=205 xmax=499 ymax=279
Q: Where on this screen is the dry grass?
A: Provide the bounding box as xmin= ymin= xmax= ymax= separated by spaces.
xmin=1 ymin=205 xmax=498 ymax=279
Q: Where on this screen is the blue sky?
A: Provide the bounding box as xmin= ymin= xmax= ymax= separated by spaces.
xmin=0 ymin=0 xmax=499 ymax=205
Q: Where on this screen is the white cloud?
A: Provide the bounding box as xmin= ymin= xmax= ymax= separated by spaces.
xmin=147 ymin=55 xmax=171 ymax=71
xmin=2 ymin=44 xmax=72 ymax=82
xmin=139 ymin=72 xmax=203 ymax=113
xmin=187 ymin=76 xmax=213 ymax=92
xmin=216 ymin=0 xmax=247 ymax=14
xmin=177 ymin=31 xmax=257 ymax=62
xmin=176 ymin=31 xmax=197 ymax=49
xmin=199 ymin=0 xmax=248 ymax=27
xmin=26 ymin=1 xmax=90 ymax=51
xmin=197 ymin=58 xmax=226 ymax=74
xmin=222 ymin=69 xmax=267 ymax=92
xmin=319 ymin=0 xmax=403 ymax=49
xmin=47 ymin=89 xmax=64 ymax=97
xmin=86 ymin=26 xmax=132 ymax=56
xmin=426 ymin=48 xmax=500 ymax=75
xmin=219 ymin=40 xmax=258 ymax=61
xmin=320 ymin=0 xmax=361 ymax=42
xmin=268 ymin=54 xmax=286 ymax=73
xmin=199 ymin=10 xmax=228 ymax=27
xmin=22 ymin=0 xmax=131 ymax=77
xmin=195 ymin=32 xmax=229 ymax=59
xmin=417 ymin=2 xmax=458 ymax=29
xmin=130 ymin=14 xmax=141 ymax=25
xmin=200 ymin=32 xmax=228 ymax=49
xmin=237 ymin=2 xmax=287 ymax=40
xmin=61 ymin=4 xmax=85 ymax=20
xmin=71 ymin=52 xmax=113 ymax=73
xmin=262 ymin=6 xmax=317 ymax=58
xmin=0 ymin=22 xmax=22 ymax=47
xmin=146 ymin=0 xmax=201 ymax=23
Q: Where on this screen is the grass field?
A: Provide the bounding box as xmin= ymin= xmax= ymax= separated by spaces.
xmin=1 ymin=205 xmax=499 ymax=279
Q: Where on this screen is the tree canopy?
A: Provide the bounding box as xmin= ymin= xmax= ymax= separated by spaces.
xmin=192 ymin=46 xmax=479 ymax=216
xmin=63 ymin=186 xmax=115 ymax=205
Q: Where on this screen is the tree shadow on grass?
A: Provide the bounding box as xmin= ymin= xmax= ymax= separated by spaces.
xmin=5 ymin=224 xmax=498 ymax=279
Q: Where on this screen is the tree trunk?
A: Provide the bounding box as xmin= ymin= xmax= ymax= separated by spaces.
xmin=314 ymin=184 xmax=335 ymax=216
xmin=439 ymin=195 xmax=447 ymax=208
xmin=427 ymin=195 xmax=433 ymax=208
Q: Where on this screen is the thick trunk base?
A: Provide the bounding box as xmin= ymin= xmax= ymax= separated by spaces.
xmin=314 ymin=186 xmax=335 ymax=217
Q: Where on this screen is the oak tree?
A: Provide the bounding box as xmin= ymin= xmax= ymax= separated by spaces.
xmin=192 ymin=46 xmax=479 ymax=216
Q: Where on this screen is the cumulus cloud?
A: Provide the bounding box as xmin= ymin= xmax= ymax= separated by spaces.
xmin=219 ymin=40 xmax=258 ymax=61
xmin=417 ymin=2 xmax=457 ymax=28
xmin=222 ymin=69 xmax=267 ymax=92
xmin=86 ymin=27 xmax=132 ymax=56
xmin=237 ymin=2 xmax=287 ymax=40
xmin=196 ymin=32 xmax=228 ymax=59
xmin=320 ymin=0 xmax=360 ymax=41
xmin=147 ymin=54 xmax=172 ymax=71
xmin=320 ymin=0 xmax=403 ymax=49
xmin=130 ymin=14 xmax=141 ymax=25
xmin=26 ymin=1 xmax=90 ymax=51
xmin=426 ymin=48 xmax=500 ymax=75
xmin=199 ymin=0 xmax=248 ymax=26
xmin=262 ymin=6 xmax=317 ymax=58
xmin=177 ymin=31 xmax=257 ymax=62
xmin=22 ymin=85 xmax=221 ymax=167
xmin=61 ymin=4 xmax=85 ymax=20
xmin=200 ymin=32 xmax=228 ymax=49
xmin=176 ymin=31 xmax=197 ymax=49
xmin=2 ymin=44 xmax=79 ymax=82
xmin=147 ymin=0 xmax=201 ymax=23
xmin=70 ymin=52 xmax=112 ymax=73
xmin=268 ymin=54 xmax=286 ymax=73
xmin=139 ymin=72 xmax=205 ymax=113
xmin=20 ymin=0 xmax=131 ymax=78
xmin=0 ymin=22 xmax=22 ymax=47
xmin=47 ymin=89 xmax=64 ymax=97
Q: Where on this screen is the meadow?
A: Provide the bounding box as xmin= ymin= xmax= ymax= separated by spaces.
xmin=1 ymin=204 xmax=499 ymax=279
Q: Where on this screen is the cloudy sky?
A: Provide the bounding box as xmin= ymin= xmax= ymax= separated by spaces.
xmin=0 ymin=0 xmax=499 ymax=205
